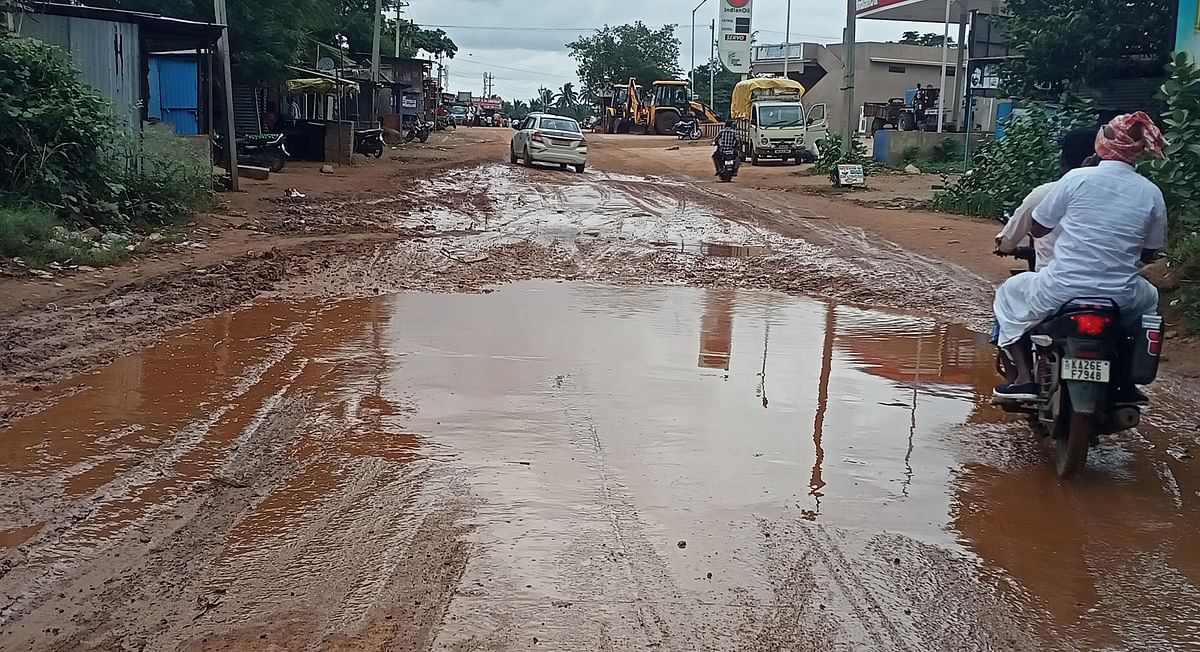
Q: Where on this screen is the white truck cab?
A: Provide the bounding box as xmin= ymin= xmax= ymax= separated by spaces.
xmin=731 ymin=78 xmax=828 ymax=165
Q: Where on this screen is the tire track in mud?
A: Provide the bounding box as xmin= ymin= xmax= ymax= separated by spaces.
xmin=550 ymin=373 xmax=681 ymax=648
xmin=0 ymin=392 xmax=313 ymax=651
xmin=0 ymin=321 xmax=311 ymax=626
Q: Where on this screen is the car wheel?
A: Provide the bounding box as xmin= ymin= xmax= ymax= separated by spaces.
xmin=559 ymin=163 xmax=567 ymax=170
xmin=574 ymin=164 xmax=585 ymax=173
xmin=750 ymin=147 xmax=759 ymax=166
xmin=524 ymin=147 xmax=533 ymax=167
xmin=510 ymin=145 xmax=518 ymax=164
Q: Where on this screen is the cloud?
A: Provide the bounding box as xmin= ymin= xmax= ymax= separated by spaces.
xmin=411 ymin=0 xmax=941 ymax=102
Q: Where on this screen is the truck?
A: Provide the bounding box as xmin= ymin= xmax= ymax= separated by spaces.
xmin=862 ymin=86 xmax=940 ymax=132
xmin=731 ymin=78 xmax=827 ymax=165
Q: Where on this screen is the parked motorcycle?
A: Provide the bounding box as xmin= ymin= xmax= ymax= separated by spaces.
xmin=405 ymin=118 xmax=432 ymax=143
xmin=212 ymin=132 xmax=289 ymax=173
xmin=354 ymin=127 xmax=385 ymax=158
xmin=995 ymin=245 xmax=1164 ymax=478
xmin=716 ymin=148 xmax=738 ymax=182
xmin=675 ymin=117 xmax=701 ymax=140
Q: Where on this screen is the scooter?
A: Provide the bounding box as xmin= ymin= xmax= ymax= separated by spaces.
xmin=716 ymin=148 xmax=739 ymax=182
xmin=212 ymin=132 xmax=289 ymax=172
xmin=354 ymin=127 xmax=385 ymax=158
xmin=675 ymin=117 xmax=701 ymax=140
xmin=994 ymin=245 xmax=1164 ymax=478
xmin=405 ymin=118 xmax=433 ymax=143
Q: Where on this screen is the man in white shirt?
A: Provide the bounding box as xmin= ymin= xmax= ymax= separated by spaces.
xmin=994 ymin=128 xmax=1100 ymax=270
xmin=993 ymin=112 xmax=1168 ymax=400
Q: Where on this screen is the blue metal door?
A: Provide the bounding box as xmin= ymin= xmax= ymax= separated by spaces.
xmin=149 ymin=55 xmax=200 ymax=134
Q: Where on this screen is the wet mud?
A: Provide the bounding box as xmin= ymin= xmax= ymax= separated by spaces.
xmin=4 ymin=281 xmax=1199 ymax=650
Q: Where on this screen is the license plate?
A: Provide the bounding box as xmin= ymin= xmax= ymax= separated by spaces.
xmin=1061 ymin=358 xmax=1111 ymax=383
xmin=550 ymin=138 xmax=570 ymax=146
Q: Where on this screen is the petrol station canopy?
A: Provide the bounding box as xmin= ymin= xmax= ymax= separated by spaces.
xmin=855 ymin=0 xmax=1007 ymax=23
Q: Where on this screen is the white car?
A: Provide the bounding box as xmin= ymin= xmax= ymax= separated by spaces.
xmin=510 ymin=113 xmax=587 ymax=173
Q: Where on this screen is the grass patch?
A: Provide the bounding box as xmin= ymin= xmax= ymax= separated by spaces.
xmin=0 ymin=202 xmax=131 ymax=269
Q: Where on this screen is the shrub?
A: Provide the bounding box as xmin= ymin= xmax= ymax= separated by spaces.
xmin=120 ymin=126 xmax=214 ymax=225
xmin=814 ymin=133 xmax=881 ymax=185
xmin=929 ymin=102 xmax=1097 ymax=216
xmin=1141 ymin=53 xmax=1200 ymax=331
xmin=0 ymin=34 xmax=123 ymax=225
xmin=0 ymin=34 xmax=212 ymax=268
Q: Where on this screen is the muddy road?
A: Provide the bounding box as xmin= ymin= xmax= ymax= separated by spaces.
xmin=3 ymin=129 xmax=1200 ymax=651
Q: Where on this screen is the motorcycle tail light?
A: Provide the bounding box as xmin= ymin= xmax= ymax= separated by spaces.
xmin=1147 ymin=329 xmax=1162 ymax=355
xmin=1070 ymin=313 xmax=1110 ymax=335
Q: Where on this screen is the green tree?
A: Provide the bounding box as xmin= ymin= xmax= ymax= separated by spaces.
xmin=895 ymin=31 xmax=954 ymax=47
xmin=567 ymin=22 xmax=681 ymax=100
xmin=999 ymin=0 xmax=1174 ymax=98
xmin=555 ymin=82 xmax=579 ymax=110
xmin=688 ymin=59 xmax=737 ymax=119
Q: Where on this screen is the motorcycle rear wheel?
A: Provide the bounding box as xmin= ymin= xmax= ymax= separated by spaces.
xmin=1054 ymin=408 xmax=1092 ymax=479
xmin=264 ymin=153 xmax=285 ymax=173
xmin=418 ymin=131 xmax=430 ymax=143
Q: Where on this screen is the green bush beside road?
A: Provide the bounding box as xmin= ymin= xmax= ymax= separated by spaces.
xmin=0 ymin=33 xmax=211 ymax=269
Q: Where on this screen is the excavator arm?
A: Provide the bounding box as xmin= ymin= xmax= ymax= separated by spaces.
xmin=689 ymin=101 xmax=722 ymax=123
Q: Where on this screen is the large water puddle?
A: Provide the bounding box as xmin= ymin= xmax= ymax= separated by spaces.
xmin=4 ymin=281 xmax=1199 ymax=648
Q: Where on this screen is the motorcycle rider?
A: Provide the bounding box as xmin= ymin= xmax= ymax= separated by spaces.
xmin=992 ymin=112 xmax=1168 ymax=401
xmin=713 ymin=120 xmax=741 ymax=176
xmin=992 ymin=128 xmax=1099 ymax=384
xmin=994 ymin=127 xmax=1100 ymax=271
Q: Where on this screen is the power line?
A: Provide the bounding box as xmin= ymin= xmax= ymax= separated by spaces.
xmin=423 ymin=24 xmax=597 ymax=32
xmin=451 ymin=57 xmax=571 ymax=80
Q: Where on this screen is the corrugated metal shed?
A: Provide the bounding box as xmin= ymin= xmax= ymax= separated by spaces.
xmin=18 ymin=13 xmax=142 ymax=135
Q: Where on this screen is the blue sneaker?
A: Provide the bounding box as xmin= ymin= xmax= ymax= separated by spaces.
xmin=993 ymin=382 xmax=1038 ymax=402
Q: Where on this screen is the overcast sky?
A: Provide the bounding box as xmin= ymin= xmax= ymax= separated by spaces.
xmin=404 ymin=0 xmax=939 ymax=102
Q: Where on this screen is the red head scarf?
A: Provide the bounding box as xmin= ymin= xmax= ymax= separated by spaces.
xmin=1094 ymin=112 xmax=1168 ymax=164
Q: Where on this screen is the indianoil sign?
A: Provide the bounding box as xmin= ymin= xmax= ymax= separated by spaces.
xmin=718 ymin=0 xmax=753 ymax=74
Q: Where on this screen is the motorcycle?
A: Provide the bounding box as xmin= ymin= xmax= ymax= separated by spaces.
xmin=675 ymin=117 xmax=701 ymax=140
xmin=354 ymin=127 xmax=385 ymax=158
xmin=716 ymin=148 xmax=739 ymax=182
xmin=405 ymin=118 xmax=432 ymax=143
xmin=995 ymin=245 xmax=1164 ymax=478
xmin=212 ymin=132 xmax=289 ymax=172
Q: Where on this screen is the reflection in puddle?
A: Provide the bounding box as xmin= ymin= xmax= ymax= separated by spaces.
xmin=3 ymin=281 xmax=1198 ymax=649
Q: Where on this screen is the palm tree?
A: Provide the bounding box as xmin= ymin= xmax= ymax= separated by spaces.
xmin=529 ymin=96 xmax=543 ymax=112
xmin=511 ymin=99 xmax=529 ymax=119
xmin=538 ymin=87 xmax=555 ymax=111
xmin=555 ymin=82 xmax=579 ymax=111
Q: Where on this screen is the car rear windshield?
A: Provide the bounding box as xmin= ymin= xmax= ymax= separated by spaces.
xmin=538 ymin=118 xmax=581 ymax=133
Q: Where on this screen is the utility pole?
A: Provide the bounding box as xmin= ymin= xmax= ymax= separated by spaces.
xmin=370 ymin=0 xmax=383 ymax=124
xmin=783 ymin=0 xmax=791 ymax=80
xmin=213 ymin=0 xmax=238 ymax=190
xmin=936 ymin=0 xmax=952 ymax=133
xmin=841 ymin=0 xmax=857 ymax=151
xmin=691 ymin=0 xmax=711 ymax=97
xmin=483 ymin=72 xmax=494 ymax=97
xmin=710 ymin=19 xmax=715 ymax=109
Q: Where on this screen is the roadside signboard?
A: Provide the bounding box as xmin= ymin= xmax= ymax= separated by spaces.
xmin=837 ymin=164 xmax=865 ymax=186
xmin=718 ymin=0 xmax=753 ymax=74
xmin=472 ymin=97 xmax=502 ymax=111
